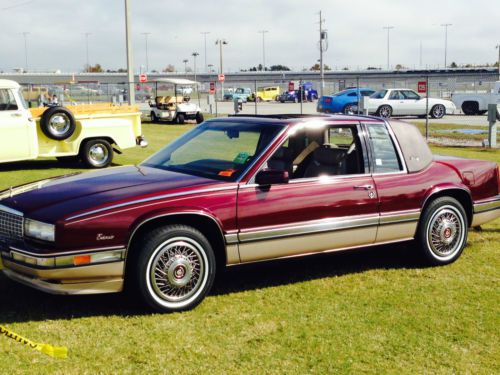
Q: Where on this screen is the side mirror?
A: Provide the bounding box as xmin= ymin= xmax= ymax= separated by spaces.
xmin=255 ymin=169 xmax=289 ymax=185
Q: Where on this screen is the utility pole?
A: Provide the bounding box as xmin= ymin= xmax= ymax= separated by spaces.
xmin=84 ymin=32 xmax=92 ymax=72
xmin=22 ymin=32 xmax=29 ymax=72
xmin=142 ymin=32 xmax=151 ymax=72
xmin=441 ymin=23 xmax=452 ymax=68
xmin=192 ymin=52 xmax=200 ymax=106
xmin=124 ymin=0 xmax=135 ymax=105
xmin=201 ymin=31 xmax=210 ymax=72
xmin=383 ymin=26 xmax=394 ymax=70
xmin=258 ymin=30 xmax=268 ymax=70
xmin=419 ymin=41 xmax=423 ymax=68
xmin=183 ymin=59 xmax=189 ymax=73
xmin=496 ymin=44 xmax=500 ymax=80
xmin=216 ymin=39 xmax=228 ymax=100
xmin=318 ymin=11 xmax=327 ymax=97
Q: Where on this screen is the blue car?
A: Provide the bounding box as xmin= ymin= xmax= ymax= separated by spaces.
xmin=317 ymin=88 xmax=375 ymax=114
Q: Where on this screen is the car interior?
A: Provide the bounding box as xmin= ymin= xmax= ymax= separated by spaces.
xmin=267 ymin=124 xmax=365 ymax=179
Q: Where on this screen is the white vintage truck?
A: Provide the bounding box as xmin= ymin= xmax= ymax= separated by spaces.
xmin=0 ymin=79 xmax=147 ymax=168
xmin=451 ymin=80 xmax=500 ymax=118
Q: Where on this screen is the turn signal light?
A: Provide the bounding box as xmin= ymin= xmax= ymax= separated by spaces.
xmin=73 ymin=255 xmax=91 ymax=266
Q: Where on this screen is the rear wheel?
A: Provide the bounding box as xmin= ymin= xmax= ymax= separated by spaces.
xmin=417 ymin=197 xmax=468 ymax=265
xmin=195 ymin=112 xmax=204 ymax=124
xmin=80 ymin=139 xmax=113 ymax=168
xmin=430 ymin=104 xmax=446 ymax=119
xmin=132 ymin=225 xmax=216 ymax=312
xmin=175 ymin=113 xmax=185 ymax=124
xmin=461 ymin=101 xmax=479 ymax=115
xmin=377 ymin=105 xmax=392 ymax=118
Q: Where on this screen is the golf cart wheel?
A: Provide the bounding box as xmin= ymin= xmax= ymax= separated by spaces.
xmin=40 ymin=107 xmax=76 ymax=141
xmin=195 ymin=112 xmax=204 ymax=124
xmin=377 ymin=105 xmax=392 ymax=118
xmin=80 ymin=139 xmax=114 ymax=168
xmin=430 ymin=104 xmax=446 ymax=119
xmin=151 ymin=111 xmax=158 ymax=123
xmin=175 ymin=114 xmax=185 ymax=124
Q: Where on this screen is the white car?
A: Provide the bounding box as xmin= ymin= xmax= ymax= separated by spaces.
xmin=367 ymin=89 xmax=456 ymax=119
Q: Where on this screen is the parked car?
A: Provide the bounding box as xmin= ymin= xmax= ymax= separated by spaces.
xmin=0 ymin=79 xmax=147 ymax=168
xmin=367 ymin=88 xmax=456 ymax=118
xmin=451 ymin=81 xmax=500 ymax=117
xmin=224 ymin=87 xmax=252 ymax=102
xmin=248 ymin=86 xmax=281 ymax=102
xmin=279 ymin=83 xmax=318 ymax=103
xmin=1 ymin=114 xmax=499 ymax=313
xmin=317 ymin=88 xmax=375 ymax=114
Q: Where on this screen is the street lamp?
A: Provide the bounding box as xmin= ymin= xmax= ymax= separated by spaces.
xmin=142 ymin=32 xmax=151 ymax=72
xmin=215 ymin=39 xmax=228 ymax=99
xmin=496 ymin=44 xmax=500 ymax=80
xmin=441 ymin=23 xmax=452 ymax=68
xmin=258 ymin=30 xmax=268 ymax=70
xmin=192 ymin=52 xmax=200 ymax=105
xmin=183 ymin=59 xmax=189 ymax=73
xmin=21 ymin=32 xmax=29 ymax=72
xmin=124 ymin=0 xmax=135 ymax=105
xmin=84 ymin=32 xmax=92 ymax=72
xmin=201 ymin=31 xmax=210 ymax=72
xmin=383 ymin=26 xmax=394 ymax=70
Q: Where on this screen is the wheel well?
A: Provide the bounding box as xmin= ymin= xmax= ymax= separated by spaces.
xmin=422 ymin=189 xmax=473 ymax=227
xmin=80 ymin=137 xmax=116 ymax=150
xmin=126 ymin=214 xmax=227 ymax=272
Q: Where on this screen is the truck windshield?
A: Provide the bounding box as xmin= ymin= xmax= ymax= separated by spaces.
xmin=142 ymin=121 xmax=285 ymax=181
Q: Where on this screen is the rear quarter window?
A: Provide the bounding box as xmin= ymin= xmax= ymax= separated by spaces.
xmin=366 ymin=124 xmax=402 ymax=173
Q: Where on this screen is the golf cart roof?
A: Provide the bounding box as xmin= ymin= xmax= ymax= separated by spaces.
xmin=153 ymin=78 xmax=198 ymax=85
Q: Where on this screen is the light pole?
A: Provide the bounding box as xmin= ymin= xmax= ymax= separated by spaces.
xmin=192 ymin=52 xmax=200 ymax=105
xmin=258 ymin=30 xmax=268 ymax=70
xmin=142 ymin=32 xmax=151 ymax=72
xmin=183 ymin=59 xmax=188 ymax=73
xmin=124 ymin=0 xmax=135 ymax=105
xmin=201 ymin=31 xmax=210 ymax=72
xmin=22 ymin=32 xmax=29 ymax=72
xmin=495 ymin=44 xmax=499 ymax=80
xmin=441 ymin=23 xmax=452 ymax=68
xmin=215 ymin=39 xmax=228 ymax=99
xmin=318 ymin=11 xmax=328 ymax=97
xmin=84 ymin=32 xmax=91 ymax=72
xmin=383 ymin=26 xmax=394 ymax=70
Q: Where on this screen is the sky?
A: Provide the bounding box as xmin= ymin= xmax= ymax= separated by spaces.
xmin=0 ymin=0 xmax=499 ymax=73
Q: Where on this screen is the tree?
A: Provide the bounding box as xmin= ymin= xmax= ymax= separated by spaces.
xmin=449 ymin=62 xmax=458 ymax=68
xmin=163 ymin=64 xmax=176 ymax=73
xmin=269 ymin=65 xmax=290 ymax=71
xmin=310 ymin=63 xmax=331 ymax=71
xmin=257 ymin=64 xmax=263 ymax=71
xmin=395 ymin=64 xmax=407 ymax=70
xmin=84 ymin=63 xmax=104 ymax=73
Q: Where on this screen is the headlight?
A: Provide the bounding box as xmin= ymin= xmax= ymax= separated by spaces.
xmin=24 ymin=219 xmax=55 ymax=242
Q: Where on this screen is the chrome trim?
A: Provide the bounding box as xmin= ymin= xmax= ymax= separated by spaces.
xmin=224 ymin=233 xmax=239 ymax=244
xmin=0 ymin=204 xmax=24 ymax=217
xmin=65 ymin=186 xmax=237 ymax=221
xmin=473 ymin=195 xmax=500 ymax=214
xmin=379 ymin=210 xmax=420 ymax=225
xmin=239 ymin=214 xmax=380 ymax=243
xmin=7 ymin=245 xmax=126 ymax=258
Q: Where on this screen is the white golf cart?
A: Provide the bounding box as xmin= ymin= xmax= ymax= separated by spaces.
xmin=149 ymin=78 xmax=204 ymax=124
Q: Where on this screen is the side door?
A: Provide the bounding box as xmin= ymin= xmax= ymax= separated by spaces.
xmin=388 ymin=90 xmax=405 ymax=115
xmin=0 ymin=88 xmax=35 ymax=163
xmin=401 ymin=90 xmax=426 ymax=115
xmin=236 ymin=123 xmax=379 ymax=263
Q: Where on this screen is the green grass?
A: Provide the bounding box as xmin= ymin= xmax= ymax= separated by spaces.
xmin=409 ymin=121 xmax=499 ymax=141
xmin=0 ymin=123 xmax=499 ymax=374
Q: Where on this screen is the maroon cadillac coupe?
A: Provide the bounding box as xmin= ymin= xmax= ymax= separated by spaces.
xmin=0 ymin=114 xmax=499 ymax=312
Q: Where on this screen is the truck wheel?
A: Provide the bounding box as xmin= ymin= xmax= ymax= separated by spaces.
xmin=417 ymin=197 xmax=468 ymax=266
xmin=377 ymin=105 xmax=392 ymax=118
xmin=40 ymin=107 xmax=76 ymax=141
xmin=461 ymin=101 xmax=479 ymax=115
xmin=132 ymin=225 xmax=216 ymax=312
xmin=175 ymin=114 xmax=185 ymax=124
xmin=150 ymin=111 xmax=158 ymax=123
xmin=195 ymin=112 xmax=204 ymax=124
xmin=430 ymin=104 xmax=446 ymax=119
xmin=80 ymin=139 xmax=113 ymax=168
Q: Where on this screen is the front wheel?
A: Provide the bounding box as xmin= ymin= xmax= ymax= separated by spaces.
xmin=80 ymin=139 xmax=114 ymax=168
xmin=377 ymin=105 xmax=392 ymax=118
xmin=195 ymin=112 xmax=204 ymax=124
xmin=430 ymin=104 xmax=446 ymax=119
xmin=133 ymin=225 xmax=216 ymax=312
xmin=175 ymin=113 xmax=185 ymax=124
xmin=417 ymin=197 xmax=468 ymax=265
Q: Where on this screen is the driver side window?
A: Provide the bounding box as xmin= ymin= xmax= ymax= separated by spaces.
xmin=266 ymin=125 xmax=366 ymax=179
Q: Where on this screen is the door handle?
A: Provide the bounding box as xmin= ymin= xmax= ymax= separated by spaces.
xmin=353 ymin=185 xmax=373 ymax=190
xmin=11 ymin=113 xmax=23 ymax=117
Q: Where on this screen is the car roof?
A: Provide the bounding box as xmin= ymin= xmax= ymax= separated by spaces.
xmin=219 ymin=114 xmax=385 ymax=126
xmin=0 ymin=79 xmax=20 ymax=89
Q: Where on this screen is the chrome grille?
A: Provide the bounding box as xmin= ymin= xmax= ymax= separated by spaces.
xmin=0 ymin=206 xmax=24 ymax=241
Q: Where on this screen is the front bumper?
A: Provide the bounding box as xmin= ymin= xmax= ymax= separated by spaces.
xmin=471 ymin=195 xmax=500 ymax=227
xmin=0 ymin=247 xmax=126 ymax=295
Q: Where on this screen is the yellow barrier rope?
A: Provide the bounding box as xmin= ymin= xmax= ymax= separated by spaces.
xmin=0 ymin=325 xmax=68 ymax=359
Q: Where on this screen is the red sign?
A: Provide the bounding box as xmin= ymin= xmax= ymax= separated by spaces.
xmin=218 ymin=74 xmax=225 ymax=82
xmin=417 ymin=81 xmax=427 ymax=93
xmin=209 ymin=82 xmax=216 ymax=94
xmin=288 ymin=81 xmax=295 ymax=91
xmin=139 ymin=73 xmax=147 ymax=83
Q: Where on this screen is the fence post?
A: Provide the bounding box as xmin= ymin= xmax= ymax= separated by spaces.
xmin=425 ymin=75 xmax=429 ymax=141
xmin=254 ymin=80 xmax=257 ymax=115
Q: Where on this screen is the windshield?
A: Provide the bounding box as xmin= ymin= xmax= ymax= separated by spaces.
xmin=142 ymin=121 xmax=285 ymax=181
xmin=235 ymin=88 xmax=244 ymax=94
xmin=370 ymin=90 xmax=387 ymax=99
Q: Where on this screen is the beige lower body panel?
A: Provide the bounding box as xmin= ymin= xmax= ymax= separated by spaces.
xmin=238 ymin=227 xmax=377 ymax=263
xmin=471 ymin=210 xmax=500 ymax=227
xmin=376 ymin=222 xmax=418 ymax=242
xmin=1 ymin=259 xmax=124 ymax=295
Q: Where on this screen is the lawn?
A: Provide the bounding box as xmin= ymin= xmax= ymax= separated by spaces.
xmin=0 ymin=122 xmax=499 ymax=374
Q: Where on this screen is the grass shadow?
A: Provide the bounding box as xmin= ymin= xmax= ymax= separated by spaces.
xmin=0 ymin=241 xmax=426 ymax=323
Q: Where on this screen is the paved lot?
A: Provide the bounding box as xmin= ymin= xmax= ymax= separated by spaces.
xmin=140 ymin=101 xmax=492 ymax=127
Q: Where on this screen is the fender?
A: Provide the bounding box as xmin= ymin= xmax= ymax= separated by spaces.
xmin=421 ymin=182 xmax=472 ymax=217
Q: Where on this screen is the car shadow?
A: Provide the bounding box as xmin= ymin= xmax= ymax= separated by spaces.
xmin=0 ymin=160 xmax=123 ymax=172
xmin=0 ymin=242 xmax=426 ymax=323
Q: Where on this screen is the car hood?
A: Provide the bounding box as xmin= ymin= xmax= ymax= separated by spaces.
xmin=0 ymin=166 xmax=224 ymax=221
